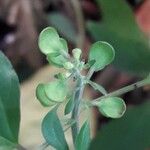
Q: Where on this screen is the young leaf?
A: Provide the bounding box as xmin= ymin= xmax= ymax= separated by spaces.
xmin=97 ymin=97 xmax=126 ymax=118
xmin=36 ymin=84 xmax=56 ymax=107
xmin=64 ymin=96 xmax=74 ymax=115
xmin=89 ymin=41 xmax=115 ymax=71
xmin=75 ymin=121 xmax=91 ymax=150
xmin=47 ymin=53 xmax=67 ymax=68
xmin=44 ymin=80 xmax=68 ymax=102
xmin=42 ymin=107 xmax=69 ymax=150
xmin=0 ymin=51 xmax=20 ymax=143
xmin=38 ymin=27 xmax=63 ymax=55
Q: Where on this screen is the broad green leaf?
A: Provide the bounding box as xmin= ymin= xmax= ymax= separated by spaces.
xmin=64 ymin=96 xmax=74 ymax=115
xmin=87 ymin=0 xmax=150 ymax=76
xmin=44 ymin=80 xmax=68 ymax=102
xmin=38 ymin=27 xmax=63 ymax=54
xmin=36 ymin=84 xmax=56 ymax=107
xmin=97 ymin=97 xmax=126 ymax=118
xmin=48 ymin=12 xmax=77 ymax=43
xmin=42 ymin=107 xmax=69 ymax=150
xmin=75 ymin=121 xmax=91 ymax=150
xmin=0 ymin=51 xmax=20 ymax=143
xmin=89 ymin=41 xmax=115 ymax=71
xmin=89 ymin=101 xmax=150 ymax=150
xmin=47 ymin=53 xmax=67 ymax=68
xmin=0 ymin=136 xmax=17 ymax=150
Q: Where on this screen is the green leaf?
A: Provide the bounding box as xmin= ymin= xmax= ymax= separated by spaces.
xmin=75 ymin=121 xmax=91 ymax=150
xmin=89 ymin=101 xmax=150 ymax=150
xmin=0 ymin=51 xmax=20 ymax=143
xmin=64 ymin=96 xmax=74 ymax=115
xmin=48 ymin=12 xmax=77 ymax=43
xmin=87 ymin=0 xmax=150 ymax=76
xmin=42 ymin=107 xmax=69 ymax=150
xmin=38 ymin=27 xmax=63 ymax=55
xmin=44 ymin=80 xmax=68 ymax=102
xmin=36 ymin=84 xmax=56 ymax=107
xmin=97 ymin=97 xmax=126 ymax=118
xmin=0 ymin=136 xmax=17 ymax=150
xmin=89 ymin=41 xmax=115 ymax=71
xmin=47 ymin=53 xmax=67 ymax=68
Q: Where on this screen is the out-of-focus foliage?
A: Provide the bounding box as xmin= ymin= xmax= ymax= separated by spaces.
xmin=89 ymin=101 xmax=150 ymax=150
xmin=0 ymin=51 xmax=20 ymax=147
xmin=87 ymin=0 xmax=150 ymax=76
xmin=48 ymin=12 xmax=77 ymax=43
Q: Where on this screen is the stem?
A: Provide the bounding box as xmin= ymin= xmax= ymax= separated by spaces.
xmin=92 ymin=77 xmax=150 ymax=105
xmin=71 ymin=78 xmax=84 ymax=145
xmin=86 ymin=67 xmax=95 ymax=80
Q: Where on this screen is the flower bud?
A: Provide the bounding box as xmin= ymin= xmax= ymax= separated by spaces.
xmin=65 ymin=72 xmax=72 ymax=78
xmin=63 ymin=62 xmax=74 ymax=70
xmin=72 ymin=48 xmax=82 ymax=60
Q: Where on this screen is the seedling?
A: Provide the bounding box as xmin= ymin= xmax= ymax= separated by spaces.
xmin=36 ymin=27 xmax=150 ymax=150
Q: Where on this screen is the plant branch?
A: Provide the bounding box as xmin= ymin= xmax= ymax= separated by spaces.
xmin=71 ymin=78 xmax=84 ymax=145
xmin=92 ymin=77 xmax=150 ymax=105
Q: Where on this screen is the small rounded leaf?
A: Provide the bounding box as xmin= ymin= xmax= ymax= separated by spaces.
xmin=97 ymin=97 xmax=126 ymax=118
xmin=36 ymin=84 xmax=56 ymax=107
xmin=44 ymin=80 xmax=68 ymax=102
xmin=89 ymin=41 xmax=115 ymax=71
xmin=38 ymin=27 xmax=63 ymax=54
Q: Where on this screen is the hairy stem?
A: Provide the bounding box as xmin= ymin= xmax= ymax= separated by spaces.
xmin=92 ymin=77 xmax=150 ymax=105
xmin=71 ymin=78 xmax=84 ymax=145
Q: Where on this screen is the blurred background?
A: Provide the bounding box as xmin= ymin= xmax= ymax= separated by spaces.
xmin=0 ymin=0 xmax=150 ymax=149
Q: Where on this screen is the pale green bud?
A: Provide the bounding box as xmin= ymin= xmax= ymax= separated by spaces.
xmin=63 ymin=62 xmax=74 ymax=70
xmin=72 ymin=48 xmax=82 ymax=60
xmin=65 ymin=72 xmax=72 ymax=78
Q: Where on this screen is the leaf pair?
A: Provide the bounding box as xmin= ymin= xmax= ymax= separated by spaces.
xmin=36 ymin=80 xmax=68 ymax=107
xmin=89 ymin=41 xmax=115 ymax=72
xmin=39 ymin=27 xmax=69 ymax=67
